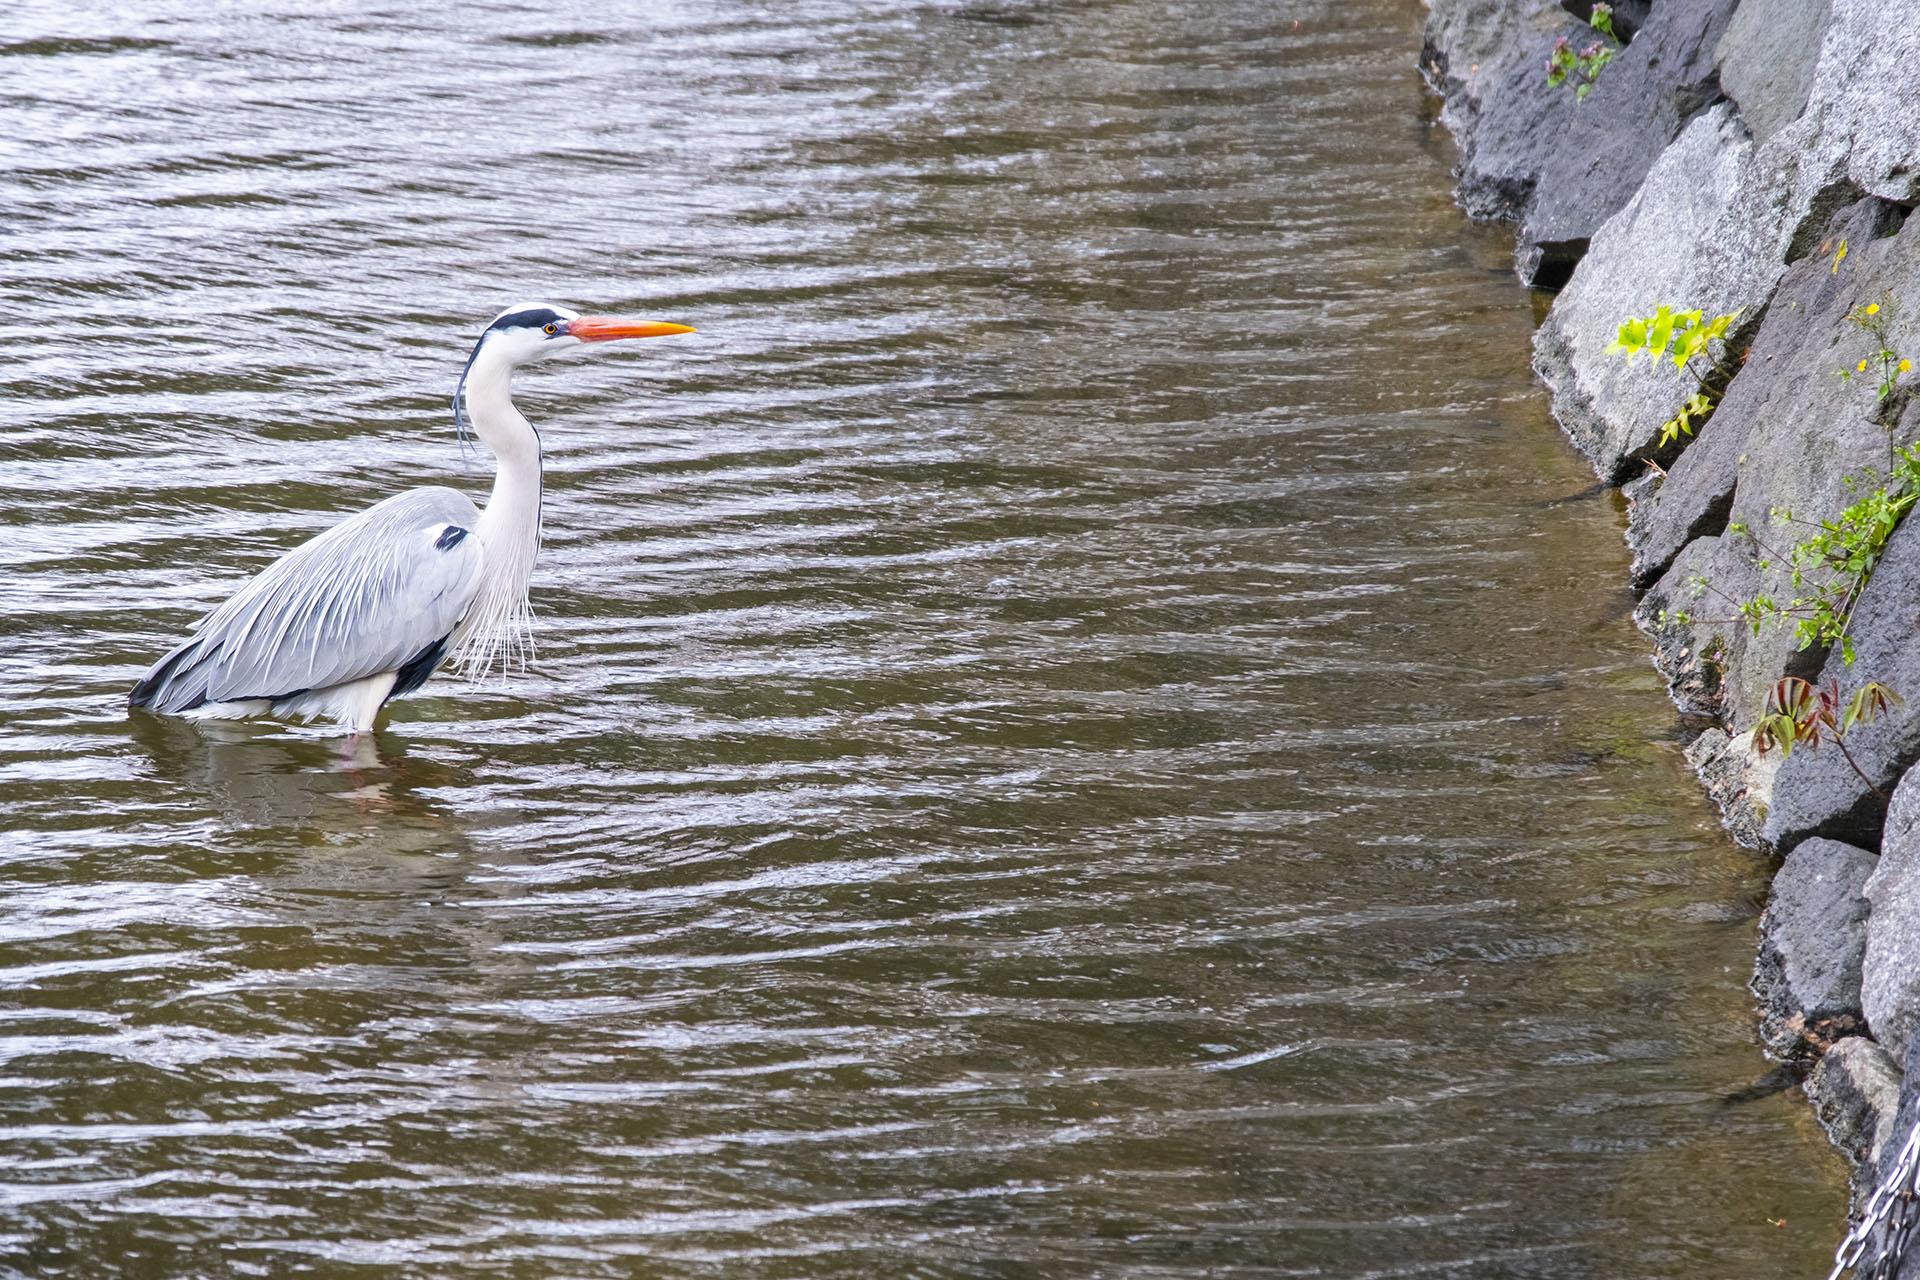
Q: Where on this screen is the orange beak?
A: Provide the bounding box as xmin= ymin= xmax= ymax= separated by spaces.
xmin=567 ymin=316 xmax=695 ymax=342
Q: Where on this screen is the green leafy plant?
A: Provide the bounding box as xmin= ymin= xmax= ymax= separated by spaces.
xmin=1605 ymin=304 xmax=1743 ymax=450
xmin=1545 ymin=5 xmax=1618 ymax=101
xmin=1644 ymin=300 xmax=1918 ymax=770
xmin=1753 ymin=675 xmax=1903 ymax=802
xmin=1663 ymin=445 xmax=1920 ymax=665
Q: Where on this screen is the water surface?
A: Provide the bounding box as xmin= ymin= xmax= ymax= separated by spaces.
xmin=0 ymin=1 xmax=1848 ymax=1275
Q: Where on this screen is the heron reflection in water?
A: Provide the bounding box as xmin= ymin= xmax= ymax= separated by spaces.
xmin=130 ymin=305 xmax=693 ymax=734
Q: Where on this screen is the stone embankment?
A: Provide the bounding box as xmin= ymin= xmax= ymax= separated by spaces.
xmin=1422 ymin=0 xmax=1920 ymax=1254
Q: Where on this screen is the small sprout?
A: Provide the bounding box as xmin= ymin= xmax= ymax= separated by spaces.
xmin=1546 ymin=10 xmax=1617 ymax=100
xmin=1609 ymin=305 xmax=1742 ymax=455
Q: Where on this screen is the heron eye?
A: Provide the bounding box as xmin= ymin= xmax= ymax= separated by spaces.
xmin=544 ymin=322 xmax=558 ymax=335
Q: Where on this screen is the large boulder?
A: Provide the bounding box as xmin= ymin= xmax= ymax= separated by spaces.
xmin=1421 ymin=0 xmax=1603 ymax=226
xmin=1807 ymin=1035 xmax=1903 ymax=1204
xmin=1753 ymin=837 xmax=1876 ymax=1061
xmin=1421 ymin=0 xmax=1567 ymax=142
xmin=1532 ymin=106 xmax=1755 ymax=483
xmin=1422 ymin=0 xmax=1739 ymax=285
xmin=1762 ymin=447 xmax=1920 ymax=850
xmin=1625 ymin=198 xmax=1907 ymax=588
xmin=1534 ymin=0 xmax=1920 ymax=483
xmin=1814 ymin=0 xmax=1920 ymax=206
xmin=1626 ymin=202 xmax=1920 ymax=811
xmin=1855 ymin=773 xmax=1920 ymax=1063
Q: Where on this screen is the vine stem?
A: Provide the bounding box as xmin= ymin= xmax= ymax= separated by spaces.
xmin=1831 ymin=730 xmax=1890 ymax=804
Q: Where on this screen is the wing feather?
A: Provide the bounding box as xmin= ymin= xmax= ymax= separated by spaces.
xmin=132 ymin=487 xmax=485 ymax=713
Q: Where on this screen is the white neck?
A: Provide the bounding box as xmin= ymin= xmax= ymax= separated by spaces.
xmin=450 ymin=341 xmax=543 ymax=677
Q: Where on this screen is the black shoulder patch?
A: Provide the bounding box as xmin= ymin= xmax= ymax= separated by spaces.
xmin=488 ymin=307 xmax=564 ymax=332
xmin=435 ymin=524 xmax=469 ymax=552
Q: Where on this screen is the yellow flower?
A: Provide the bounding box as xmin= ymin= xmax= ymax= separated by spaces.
xmin=1904 ymin=360 xmax=1914 ymax=373
xmin=1867 ymin=303 xmax=1881 ymax=315
xmin=1860 ymin=360 xmax=1870 ymax=371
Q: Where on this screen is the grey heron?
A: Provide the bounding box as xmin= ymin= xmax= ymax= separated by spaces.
xmin=129 ymin=303 xmax=693 ymax=734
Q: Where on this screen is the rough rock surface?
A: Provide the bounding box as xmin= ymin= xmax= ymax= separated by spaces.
xmin=1871 ymin=1034 xmax=1920 ymax=1278
xmin=1634 ymin=526 xmax=1825 ymax=745
xmin=1754 ymin=837 xmax=1875 ymax=1061
xmin=1422 ymin=0 xmax=1738 ymax=286
xmin=1807 ymin=1035 xmax=1902 ymax=1197
xmin=1532 ymin=105 xmax=1754 ymax=482
xmin=1421 ymin=0 xmax=1598 ymax=226
xmin=1512 ymin=0 xmax=1740 ymax=286
xmin=1763 ymin=479 xmax=1920 ymax=850
xmin=1683 ymin=725 xmax=1777 ymax=850
xmin=1858 ymin=773 xmax=1920 ymax=1063
xmin=1814 ymin=0 xmax=1920 ymax=206
xmin=1627 ymin=203 xmax=1920 ymax=795
xmin=1624 ymin=199 xmax=1907 ymax=588
xmin=1557 ymin=0 xmax=1649 ymax=41
xmin=1421 ymin=0 xmax=1566 ymax=139
xmin=1713 ymin=0 xmax=1831 ymax=145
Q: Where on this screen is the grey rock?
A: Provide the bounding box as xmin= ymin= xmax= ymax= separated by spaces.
xmin=1763 ymin=454 xmax=1920 ymax=850
xmin=1531 ymin=0 xmax=1920 ymax=483
xmin=1874 ymin=1033 xmax=1920 ymax=1213
xmin=1625 ymin=199 xmax=1904 ymax=587
xmin=1638 ymin=537 xmax=1731 ymax=719
xmin=1816 ymin=0 xmax=1920 ymax=205
xmin=1807 ymin=1035 xmax=1902 ymax=1202
xmin=1425 ymin=2 xmax=1595 ymax=227
xmin=1514 ymin=0 xmax=1742 ymax=287
xmin=1851 ymin=1036 xmax=1920 ymax=1279
xmin=1533 ymin=106 xmax=1755 ymax=484
xmin=1685 ymin=727 xmax=1776 ymax=850
xmin=1635 ymin=526 xmax=1823 ymax=739
xmin=1423 ymin=0 xmax=1738 ymax=285
xmin=1859 ymin=771 xmax=1920 ymax=1062
xmin=1714 ymin=0 xmax=1831 ymax=144
xmin=1422 ymin=0 xmax=1565 ymax=140
xmin=1754 ymin=837 xmax=1876 ymax=1061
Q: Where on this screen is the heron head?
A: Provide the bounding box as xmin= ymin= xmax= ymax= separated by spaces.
xmin=452 ymin=302 xmax=694 ymax=442
xmin=474 ymin=303 xmax=695 ymax=366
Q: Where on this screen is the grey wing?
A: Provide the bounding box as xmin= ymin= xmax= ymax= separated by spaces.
xmin=131 ymin=487 xmax=485 ymax=713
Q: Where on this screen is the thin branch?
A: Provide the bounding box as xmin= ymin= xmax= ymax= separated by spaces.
xmin=1832 ymin=732 xmax=1891 ymax=804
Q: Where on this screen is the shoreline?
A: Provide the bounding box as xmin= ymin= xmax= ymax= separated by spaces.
xmin=1419 ymin=0 xmax=1920 ymax=1262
